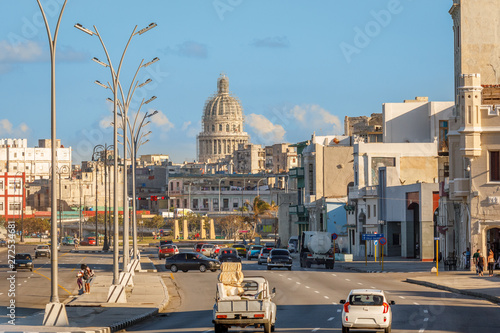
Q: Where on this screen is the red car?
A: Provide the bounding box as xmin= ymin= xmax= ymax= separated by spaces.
xmin=80 ymin=237 xmax=96 ymax=246
xmin=158 ymin=244 xmax=179 ymax=259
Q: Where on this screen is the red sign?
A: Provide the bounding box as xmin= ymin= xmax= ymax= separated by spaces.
xmin=331 ymin=233 xmax=338 ymax=240
xmin=379 ymin=237 xmax=387 ymax=246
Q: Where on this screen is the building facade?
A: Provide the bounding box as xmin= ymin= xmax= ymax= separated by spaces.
xmin=197 ymin=75 xmax=250 ymax=163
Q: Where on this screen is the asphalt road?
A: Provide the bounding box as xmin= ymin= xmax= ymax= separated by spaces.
xmin=125 ymin=247 xmax=500 ymax=333
xmin=0 ymin=243 xmax=111 ymax=323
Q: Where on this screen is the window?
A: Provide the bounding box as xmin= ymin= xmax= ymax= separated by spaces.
xmin=392 ymin=233 xmax=400 ymax=246
xmin=233 ymin=199 xmax=239 ymax=208
xmin=212 ymin=124 xmax=215 ymax=132
xmin=223 ymin=198 xmax=229 ymax=209
xmin=219 ymin=124 xmax=222 ymax=131
xmin=373 ymin=204 xmax=376 ymax=217
xmin=439 ymin=120 xmax=449 ymax=153
xmin=0 ymin=202 xmax=3 ymax=211
xmin=367 ymin=205 xmax=370 ymax=218
xmin=491 ymin=151 xmax=500 ymax=181
xmin=176 ymin=199 xmax=180 ymax=207
xmin=9 ymin=203 xmax=21 ymax=211
xmin=203 ymin=199 xmax=209 ymax=209
xmin=308 ymin=164 xmax=314 ymax=195
xmin=0 ymin=181 xmax=3 ymax=191
xmin=213 ymin=198 xmax=219 ymax=210
xmin=193 ymin=199 xmax=199 ymax=209
xmin=183 ymin=199 xmax=187 ymax=208
xmin=226 ymin=124 xmax=229 ymax=132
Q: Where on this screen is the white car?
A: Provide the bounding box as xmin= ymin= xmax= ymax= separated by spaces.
xmin=200 ymin=244 xmax=215 ymax=257
xmin=340 ymin=289 xmax=395 ymax=333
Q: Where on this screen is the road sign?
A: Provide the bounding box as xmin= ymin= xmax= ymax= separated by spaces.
xmin=379 ymin=237 xmax=387 ymax=246
xmin=434 ymin=237 xmax=439 ymax=240
xmin=331 ymin=233 xmax=338 ymax=240
xmin=374 ymin=240 xmax=378 ymax=246
xmin=361 ymin=233 xmax=384 ymax=241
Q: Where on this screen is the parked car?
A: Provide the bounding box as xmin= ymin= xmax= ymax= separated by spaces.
xmin=158 ymin=244 xmax=179 ymax=259
xmin=194 ymin=243 xmax=206 ymax=252
xmin=218 ymin=248 xmax=241 ymax=263
xmin=34 ymin=245 xmax=51 ymax=259
xmin=257 ymin=247 xmax=274 ymax=265
xmin=340 ymin=289 xmax=395 ymax=333
xmin=80 ymin=237 xmax=96 ymax=246
xmin=246 ymin=245 xmax=263 ymax=260
xmin=232 ymin=244 xmax=248 ymax=257
xmin=267 ymin=248 xmax=293 ymax=270
xmin=47 ymin=242 xmax=61 ymax=251
xmin=165 ymin=252 xmax=220 ymax=272
xmin=14 ymin=253 xmax=33 ymax=271
xmin=287 ymin=236 xmax=299 ymax=253
xmin=62 ymin=236 xmax=74 ymax=245
xmin=201 ymin=244 xmax=215 ymax=257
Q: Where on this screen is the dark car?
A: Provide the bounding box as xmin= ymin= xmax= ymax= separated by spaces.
xmin=218 ymin=248 xmax=242 ymax=263
xmin=165 ymin=252 xmax=220 ymax=272
xmin=232 ymin=244 xmax=248 ymax=257
xmin=14 ymin=253 xmax=34 ymax=271
xmin=267 ymin=249 xmax=293 ymax=271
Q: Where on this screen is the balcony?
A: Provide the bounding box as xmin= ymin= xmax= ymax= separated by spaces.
xmin=449 ymin=178 xmax=469 ymax=198
xmin=348 ymin=185 xmax=378 ymax=199
xmin=289 ymin=167 xmax=304 ymax=179
xmin=289 ymin=204 xmax=308 ymax=217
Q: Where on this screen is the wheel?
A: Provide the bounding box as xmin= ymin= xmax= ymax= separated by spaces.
xmin=264 ymin=320 xmax=271 ymax=333
xmin=384 ymin=325 xmax=391 ymax=333
xmin=211 ymin=269 xmax=217 ymax=272
xmin=267 ymin=266 xmax=271 ymax=270
xmin=258 ymin=261 xmax=262 ymax=265
xmin=342 ymin=325 xmax=349 ymax=333
xmin=182 ymin=270 xmax=188 ymax=272
xmin=288 ymin=266 xmax=292 ymax=271
xmin=214 ymin=325 xmax=221 ymax=333
xmin=199 ymin=264 xmax=207 ymax=272
xmin=306 ymin=261 xmax=311 ymax=268
xmin=271 ymin=323 xmax=275 ymax=332
xmin=170 ymin=265 xmax=178 ymax=273
xmin=30 ymin=268 xmax=33 ymax=271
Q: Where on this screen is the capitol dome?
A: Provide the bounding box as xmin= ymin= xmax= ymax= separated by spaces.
xmin=197 ymin=74 xmax=250 ymax=163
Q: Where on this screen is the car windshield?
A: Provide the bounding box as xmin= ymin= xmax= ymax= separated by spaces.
xmin=271 ymin=250 xmax=289 ymax=256
xmin=251 ymin=246 xmax=263 ymax=250
xmin=349 ymin=294 xmax=384 ymax=306
xmin=16 ymin=254 xmax=31 ymax=260
xmin=38 ymin=246 xmax=49 ymax=249
xmin=262 ymin=248 xmax=272 ymax=254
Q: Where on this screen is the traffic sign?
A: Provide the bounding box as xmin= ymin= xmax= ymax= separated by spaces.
xmin=434 ymin=237 xmax=439 ymax=240
xmin=331 ymin=233 xmax=338 ymax=240
xmin=361 ymin=233 xmax=384 ymax=241
xmin=374 ymin=240 xmax=378 ymax=246
xmin=379 ymin=237 xmax=387 ymax=246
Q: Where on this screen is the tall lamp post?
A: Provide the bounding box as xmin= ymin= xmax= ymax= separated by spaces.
xmin=56 ymin=165 xmax=70 ymax=244
xmin=75 ymin=21 xmax=157 ymax=289
xmin=256 ymin=177 xmax=267 ymax=198
xmin=127 ymin=110 xmax=157 ymax=260
xmin=92 ymin=144 xmax=114 ymax=250
xmin=36 ymin=0 xmax=69 ymax=325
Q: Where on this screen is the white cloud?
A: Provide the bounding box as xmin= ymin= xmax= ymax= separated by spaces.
xmin=151 ymin=110 xmax=174 ymax=132
xmin=19 ymin=123 xmax=29 ymax=133
xmin=246 ymin=114 xmax=286 ymax=144
xmin=0 ymin=119 xmax=31 ymax=136
xmin=289 ymin=104 xmax=342 ymax=134
xmin=251 ymin=36 xmax=290 ymax=48
xmin=99 ymin=115 xmax=113 ymax=129
xmin=181 ymin=121 xmax=192 ymax=131
xmin=0 ymin=119 xmax=13 ymax=133
xmin=0 ymin=40 xmax=42 ymax=63
xmin=163 ymin=41 xmax=208 ymax=59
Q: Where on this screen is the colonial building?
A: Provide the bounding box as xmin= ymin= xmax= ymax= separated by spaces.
xmin=444 ymin=0 xmax=500 ymax=265
xmin=197 ymin=74 xmax=250 ymax=163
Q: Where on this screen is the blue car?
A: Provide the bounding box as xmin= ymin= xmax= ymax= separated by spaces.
xmin=246 ymin=245 xmax=263 ymax=260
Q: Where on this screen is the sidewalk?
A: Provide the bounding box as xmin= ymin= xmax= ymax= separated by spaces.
xmin=2 ymin=271 xmax=169 ymax=332
xmin=338 ymin=256 xmax=500 ymax=304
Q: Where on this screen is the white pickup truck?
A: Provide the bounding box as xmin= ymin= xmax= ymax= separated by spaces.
xmin=213 ymin=276 xmax=277 ymax=333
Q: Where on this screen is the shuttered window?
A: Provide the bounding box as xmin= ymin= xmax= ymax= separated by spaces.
xmin=491 ymin=151 xmax=500 ymax=181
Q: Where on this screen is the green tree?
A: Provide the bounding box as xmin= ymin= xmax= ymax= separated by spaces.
xmin=246 ymin=196 xmax=271 ymax=235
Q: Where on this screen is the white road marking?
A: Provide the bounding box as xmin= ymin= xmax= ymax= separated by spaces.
xmin=24 ymin=280 xmax=27 ymax=282
xmin=288 ymin=278 xmax=292 ymax=280
xmin=331 ymin=273 xmax=337 ymax=276
xmin=414 ymin=302 xmax=419 ymax=305
xmin=371 ymin=286 xmax=376 ymax=289
xmin=312 ymin=328 xmax=320 ymax=332
xmin=296 ymin=282 xmax=301 ymax=285
xmin=332 ymin=302 xmax=337 ymax=305
xmin=345 ymin=279 xmax=350 ymax=281
xmin=315 ymin=291 xmax=320 ymax=293
xmin=399 ymin=296 xmax=405 ymax=299
xmin=357 ymin=283 xmax=363 ymax=285
xmin=279 ymin=274 xmax=283 ymax=277
xmin=306 ymin=286 xmax=310 ymax=289
xmin=423 ymin=310 xmax=428 ymax=313
xmin=324 ymin=296 xmax=329 ymax=299
xmin=424 ymin=318 xmax=429 ymax=322
xmin=419 ymin=329 xmax=425 ymax=333
xmin=328 ymin=317 xmax=335 ymax=321
xmin=337 ymin=309 xmax=341 ymax=313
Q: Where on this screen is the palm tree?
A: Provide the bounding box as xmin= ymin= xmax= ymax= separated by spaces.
xmin=246 ymin=196 xmax=271 ymax=235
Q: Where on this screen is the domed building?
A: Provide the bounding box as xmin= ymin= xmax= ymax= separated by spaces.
xmin=197 ymin=74 xmax=250 ymax=163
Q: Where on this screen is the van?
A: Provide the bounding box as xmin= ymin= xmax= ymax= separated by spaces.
xmin=287 ymin=236 xmax=299 ymax=253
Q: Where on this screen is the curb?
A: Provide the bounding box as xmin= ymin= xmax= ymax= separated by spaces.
xmin=405 ymin=278 xmax=500 ymax=305
xmin=108 ymin=275 xmax=169 ymax=332
xmin=71 ymin=250 xmax=109 ymax=254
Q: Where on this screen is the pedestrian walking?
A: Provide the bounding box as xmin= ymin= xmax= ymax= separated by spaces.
xmin=462 ymin=247 xmax=470 ymax=269
xmin=79 ymin=264 xmax=94 ymax=294
xmin=76 ymin=264 xmax=85 ymax=294
xmin=477 ymin=253 xmax=485 ymax=277
xmin=487 ymin=249 xmax=495 ymax=277
xmin=473 ymin=249 xmax=481 ymax=274
xmin=74 ymin=237 xmax=79 ymax=250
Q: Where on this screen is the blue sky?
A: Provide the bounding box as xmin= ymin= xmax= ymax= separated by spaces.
xmin=0 ymin=0 xmax=454 ymax=164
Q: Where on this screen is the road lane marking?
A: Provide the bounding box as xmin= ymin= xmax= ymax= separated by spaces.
xmin=424 ymin=318 xmax=429 ymax=322
xmin=371 ymin=286 xmax=376 ymax=288
xmin=414 ymin=302 xmax=419 ymax=305
xmin=324 ymin=296 xmax=329 ymax=299
xmin=170 ymin=273 xmax=175 ymax=280
xmin=399 ymin=296 xmax=405 ymax=299
xmin=331 ymin=274 xmax=336 ymax=276
xmin=312 ymin=328 xmax=320 ymax=332
xmin=345 ymin=279 xmax=350 ymax=281
xmin=296 ymin=282 xmax=301 ymax=285
xmin=419 ymin=329 xmax=425 ymax=333
xmin=315 ymin=291 xmax=320 ymax=293
xmin=32 ymin=271 xmax=72 ymax=295
xmin=332 ymin=302 xmax=337 ymax=305
xmin=357 ymin=283 xmax=363 ymax=285
xmin=423 ymin=310 xmax=428 ymax=313
xmin=305 ymin=286 xmax=310 ymax=289
xmin=288 ymin=278 xmax=292 ymax=280
xmin=328 ymin=317 xmax=335 ymax=321
xmin=337 ymin=309 xmax=341 ymax=312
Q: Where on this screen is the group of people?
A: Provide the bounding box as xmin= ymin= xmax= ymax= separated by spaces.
xmin=471 ymin=248 xmax=497 ymax=277
xmin=77 ymin=264 xmax=94 ymax=294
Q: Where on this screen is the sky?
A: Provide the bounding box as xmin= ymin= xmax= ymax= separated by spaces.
xmin=0 ymin=0 xmax=454 ymax=164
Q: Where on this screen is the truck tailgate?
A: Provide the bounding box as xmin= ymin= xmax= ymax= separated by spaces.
xmin=218 ymin=299 xmax=263 ymax=313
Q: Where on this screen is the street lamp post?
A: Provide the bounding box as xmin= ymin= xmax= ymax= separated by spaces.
xmin=256 ymin=177 xmax=267 ymax=198
xmin=76 ymin=22 xmax=157 ymax=283
xmin=56 ymin=165 xmax=70 ymax=244
xmin=36 ymin=0 xmax=69 ymax=324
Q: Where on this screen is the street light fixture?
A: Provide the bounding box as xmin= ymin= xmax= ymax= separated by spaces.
xmin=94 ymin=80 xmax=108 ymax=89
xmin=136 ymin=22 xmax=157 ymax=35
xmin=74 ymin=23 xmax=94 ymax=36
xmin=92 ymin=57 xmax=109 ymax=67
xmin=143 ymin=57 xmax=159 ymax=67
xmin=138 ymin=78 xmax=152 ymax=88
